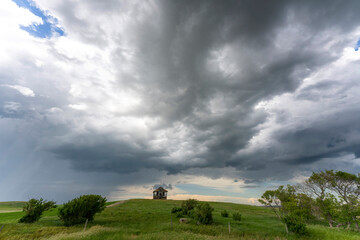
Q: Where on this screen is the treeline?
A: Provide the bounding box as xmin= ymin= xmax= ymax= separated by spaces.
xmin=259 ymin=170 xmax=360 ymax=235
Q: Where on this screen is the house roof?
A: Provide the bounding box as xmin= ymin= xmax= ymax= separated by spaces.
xmin=153 ymin=187 xmax=168 ymax=192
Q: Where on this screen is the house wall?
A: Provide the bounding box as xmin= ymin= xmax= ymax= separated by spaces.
xmin=153 ymin=191 xmax=167 ymax=199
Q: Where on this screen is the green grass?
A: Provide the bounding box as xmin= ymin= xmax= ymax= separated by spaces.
xmin=0 ymin=199 xmax=359 ymax=239
xmin=0 ymin=202 xmax=26 ymax=213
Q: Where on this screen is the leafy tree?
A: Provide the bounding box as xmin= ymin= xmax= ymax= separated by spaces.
xmin=259 ymin=185 xmax=308 ymax=235
xmin=303 ymin=171 xmax=330 ymax=200
xmin=300 ymin=193 xmax=316 ymax=217
xmin=19 ymin=198 xmax=56 ymax=223
xmin=328 ymin=171 xmax=360 ymax=230
xmin=58 ymin=194 xmax=106 ymax=226
xmin=193 ymin=202 xmax=214 ymax=225
xmin=303 ymin=171 xmax=338 ymax=227
xmin=283 ymin=215 xmax=308 ymax=235
xmin=258 ymin=185 xmax=296 ymax=220
xmin=298 ymin=170 xmax=360 ymax=230
xmin=317 ymin=193 xmax=341 ymax=228
xmin=181 ymin=199 xmax=198 ymax=215
xmin=263 ymin=170 xmax=360 ymax=232
xmin=258 ymin=189 xmax=283 ymax=220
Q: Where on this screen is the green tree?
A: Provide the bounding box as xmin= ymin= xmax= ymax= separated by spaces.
xmin=259 ymin=185 xmax=308 ymax=235
xmin=303 ymin=171 xmax=338 ymax=227
xmin=58 ymin=194 xmax=106 ymax=226
xmin=300 ymin=170 xmax=360 ymax=230
xmin=258 ymin=185 xmax=296 ymax=220
xmin=193 ymin=202 xmax=214 ymax=225
xmin=181 ymin=199 xmax=198 ymax=215
xmin=19 ymin=198 xmax=56 ymax=223
xmin=328 ymin=170 xmax=360 ymax=230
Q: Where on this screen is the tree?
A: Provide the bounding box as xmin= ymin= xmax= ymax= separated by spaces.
xmin=258 ymin=185 xmax=296 ymax=220
xmin=194 ymin=202 xmax=214 ymax=225
xmin=303 ymin=171 xmax=338 ymax=227
xmin=328 ymin=171 xmax=360 ymax=230
xmin=262 ymin=170 xmax=360 ymax=232
xmin=259 ymin=185 xmax=308 ymax=235
xmin=19 ymin=198 xmax=56 ymax=223
xmin=58 ymin=194 xmax=106 ymax=226
xmin=299 ymin=170 xmax=360 ymax=230
xmin=181 ymin=199 xmax=198 ymax=215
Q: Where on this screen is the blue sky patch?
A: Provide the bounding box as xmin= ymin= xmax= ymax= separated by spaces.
xmin=12 ymin=0 xmax=64 ymax=38
xmin=355 ymin=40 xmax=360 ymax=51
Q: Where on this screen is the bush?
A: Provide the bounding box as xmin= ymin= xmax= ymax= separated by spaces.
xmin=19 ymin=198 xmax=56 ymax=223
xmin=175 ymin=211 xmax=183 ymax=218
xmin=171 ymin=206 xmax=182 ymax=214
xmin=232 ymin=212 xmax=242 ymax=221
xmin=181 ymin=199 xmax=198 ymax=215
xmin=194 ymin=202 xmax=214 ymax=225
xmin=187 ymin=209 xmax=196 ymax=219
xmin=283 ymin=215 xmax=307 ymax=235
xmin=171 ymin=206 xmax=183 ymax=217
xmin=221 ymin=210 xmax=229 ymax=217
xmin=58 ymin=194 xmax=106 ymax=226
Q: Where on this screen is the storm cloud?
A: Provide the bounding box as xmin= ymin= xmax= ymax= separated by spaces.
xmin=1 ymin=0 xmax=360 ymax=202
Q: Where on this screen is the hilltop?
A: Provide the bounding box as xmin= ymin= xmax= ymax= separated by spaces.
xmin=0 ymin=199 xmax=359 ymax=239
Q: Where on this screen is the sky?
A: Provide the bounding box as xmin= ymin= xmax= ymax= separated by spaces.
xmin=1 ymin=0 xmax=360 ymax=204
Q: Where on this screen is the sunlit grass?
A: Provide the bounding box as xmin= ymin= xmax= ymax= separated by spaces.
xmin=0 ymin=199 xmax=359 ymax=239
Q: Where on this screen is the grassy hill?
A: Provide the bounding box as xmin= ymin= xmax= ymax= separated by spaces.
xmin=0 ymin=201 xmax=26 ymax=213
xmin=0 ymin=199 xmax=359 ymax=239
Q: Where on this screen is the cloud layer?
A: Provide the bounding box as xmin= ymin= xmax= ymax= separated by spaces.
xmin=1 ymin=0 xmax=360 ymax=202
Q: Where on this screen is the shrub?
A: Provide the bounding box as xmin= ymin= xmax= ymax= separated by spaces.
xmin=232 ymin=212 xmax=242 ymax=221
xmin=19 ymin=198 xmax=56 ymax=223
xmin=181 ymin=199 xmax=198 ymax=215
xmin=187 ymin=209 xmax=196 ymax=219
xmin=194 ymin=202 xmax=214 ymax=225
xmin=172 ymin=206 xmax=183 ymax=217
xmin=171 ymin=206 xmax=182 ymax=214
xmin=221 ymin=210 xmax=229 ymax=217
xmin=175 ymin=211 xmax=183 ymax=218
xmin=283 ymin=215 xmax=308 ymax=235
xmin=58 ymin=194 xmax=106 ymax=226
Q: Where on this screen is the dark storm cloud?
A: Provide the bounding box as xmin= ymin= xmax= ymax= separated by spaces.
xmin=43 ymin=0 xmax=360 ymax=183
xmin=3 ymin=0 xmax=360 ymax=204
xmin=50 ymin=134 xmax=166 ymax=173
xmin=275 ymin=110 xmax=360 ymax=164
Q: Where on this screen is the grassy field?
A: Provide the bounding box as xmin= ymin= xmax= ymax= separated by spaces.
xmin=0 ymin=199 xmax=359 ymax=239
xmin=0 ymin=202 xmax=26 ymax=213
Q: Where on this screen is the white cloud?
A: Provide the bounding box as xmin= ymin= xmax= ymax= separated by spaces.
xmin=2 ymin=85 xmax=35 ymax=97
xmin=68 ymin=103 xmax=87 ymax=110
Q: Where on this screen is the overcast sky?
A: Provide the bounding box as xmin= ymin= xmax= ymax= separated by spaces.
xmin=1 ymin=0 xmax=360 ymax=204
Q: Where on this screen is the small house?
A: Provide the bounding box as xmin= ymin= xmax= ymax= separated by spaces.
xmin=153 ymin=187 xmax=168 ymax=200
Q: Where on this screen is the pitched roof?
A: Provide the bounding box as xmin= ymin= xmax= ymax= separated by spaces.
xmin=153 ymin=187 xmax=168 ymax=192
